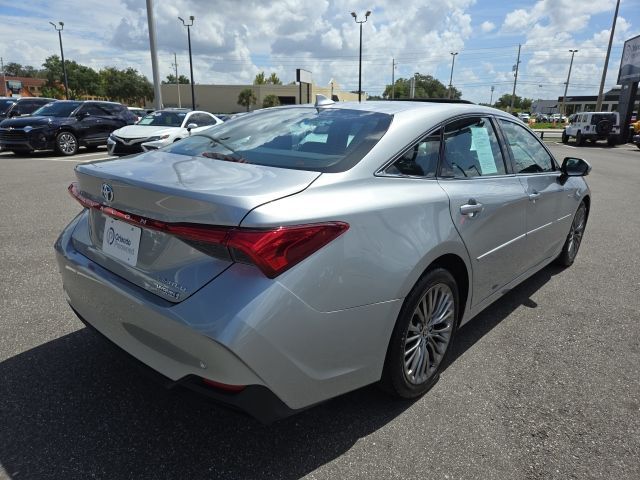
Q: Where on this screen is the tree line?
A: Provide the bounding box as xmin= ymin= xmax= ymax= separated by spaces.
xmin=4 ymin=56 xmax=153 ymax=106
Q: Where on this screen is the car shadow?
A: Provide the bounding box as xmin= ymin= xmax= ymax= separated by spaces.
xmin=0 ymin=264 xmax=564 ymax=479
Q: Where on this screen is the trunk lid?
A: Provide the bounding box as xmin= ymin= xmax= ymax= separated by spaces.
xmin=70 ymin=151 xmax=321 ymax=302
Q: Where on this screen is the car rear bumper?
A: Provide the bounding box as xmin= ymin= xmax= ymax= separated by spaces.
xmin=55 ymin=211 xmax=400 ymax=418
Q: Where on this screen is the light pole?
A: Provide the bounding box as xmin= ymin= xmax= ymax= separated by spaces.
xmin=391 ymin=58 xmax=397 ymax=99
xmin=448 ymin=52 xmax=458 ymax=99
xmin=178 ymin=15 xmax=196 ymax=110
xmin=351 ymin=10 xmax=371 ymax=103
xmin=49 ymin=21 xmax=69 ymax=99
xmin=490 ymin=85 xmax=495 ymax=106
xmin=561 ymin=49 xmax=578 ymax=116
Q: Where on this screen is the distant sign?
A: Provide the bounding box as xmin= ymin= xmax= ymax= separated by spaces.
xmin=296 ymin=68 xmax=312 ymax=84
xmin=618 ymin=34 xmax=640 ymax=83
xmin=6 ymin=80 xmax=22 ymax=94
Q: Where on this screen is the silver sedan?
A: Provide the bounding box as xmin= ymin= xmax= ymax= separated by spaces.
xmin=55 ymin=98 xmax=591 ymax=422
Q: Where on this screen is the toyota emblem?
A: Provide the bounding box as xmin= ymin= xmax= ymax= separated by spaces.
xmin=101 ymin=183 xmax=114 ymax=203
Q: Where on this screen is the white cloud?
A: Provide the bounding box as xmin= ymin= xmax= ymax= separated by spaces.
xmin=480 ymin=21 xmax=495 ymax=33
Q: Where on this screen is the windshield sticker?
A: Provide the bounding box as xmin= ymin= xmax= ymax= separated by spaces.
xmin=470 ymin=126 xmax=497 ymax=174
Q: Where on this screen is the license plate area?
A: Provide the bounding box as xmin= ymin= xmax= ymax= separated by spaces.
xmin=102 ymin=216 xmax=141 ymax=267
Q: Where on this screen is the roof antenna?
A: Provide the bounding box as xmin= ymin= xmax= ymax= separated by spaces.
xmin=315 ymin=94 xmax=335 ymax=110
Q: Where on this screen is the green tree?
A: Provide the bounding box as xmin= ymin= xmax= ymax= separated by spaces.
xmin=495 ymin=94 xmax=533 ymax=111
xmin=382 ymin=73 xmax=461 ymax=100
xmin=262 ymin=94 xmax=280 ymax=108
xmin=238 ymin=88 xmax=257 ymax=111
xmin=253 ymin=71 xmax=267 ymax=85
xmin=162 ymin=74 xmax=190 ymax=84
xmin=267 ymin=72 xmax=282 ymax=85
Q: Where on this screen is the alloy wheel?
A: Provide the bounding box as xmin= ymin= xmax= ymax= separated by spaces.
xmin=567 ymin=205 xmax=586 ymax=262
xmin=58 ymin=133 xmax=77 ymax=155
xmin=403 ymin=283 xmax=454 ymax=385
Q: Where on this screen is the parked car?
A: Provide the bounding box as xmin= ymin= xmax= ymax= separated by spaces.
xmin=56 ymin=98 xmax=591 ymax=422
xmin=127 ymin=107 xmax=151 ymax=123
xmin=0 ymin=96 xmax=56 ymax=121
xmin=0 ymin=100 xmax=136 ymax=155
xmin=562 ymin=111 xmax=620 ymax=146
xmin=107 ymin=109 xmax=223 ymax=156
xmin=518 ymin=112 xmax=530 ymax=122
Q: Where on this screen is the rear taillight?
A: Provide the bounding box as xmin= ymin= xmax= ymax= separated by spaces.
xmin=69 ymin=183 xmax=349 ymax=278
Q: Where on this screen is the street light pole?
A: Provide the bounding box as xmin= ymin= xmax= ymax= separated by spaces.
xmin=490 ymin=85 xmax=495 ymax=106
xmin=179 ymin=15 xmax=196 ymax=110
xmin=561 ymin=49 xmax=578 ymax=116
xmin=351 ymin=10 xmax=371 ymax=103
xmin=391 ymin=57 xmax=396 ymax=99
xmin=448 ymin=52 xmax=458 ymax=99
xmin=49 ymin=21 xmax=69 ymax=99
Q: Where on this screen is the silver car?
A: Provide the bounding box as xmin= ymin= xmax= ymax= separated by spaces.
xmin=55 ymin=98 xmax=591 ymax=422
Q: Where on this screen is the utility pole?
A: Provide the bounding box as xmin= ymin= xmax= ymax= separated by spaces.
xmin=391 ymin=58 xmax=396 ymax=99
xmin=561 ymin=49 xmax=578 ymax=116
xmin=448 ymin=52 xmax=458 ymax=99
xmin=490 ymin=85 xmax=495 ymax=106
xmin=0 ymin=57 xmax=5 ymax=96
xmin=509 ymin=44 xmax=521 ymax=113
xmin=172 ymin=52 xmax=181 ymax=108
xmin=410 ymin=75 xmax=416 ymax=98
xmin=146 ymin=0 xmax=162 ymax=109
xmin=595 ymin=0 xmax=620 ymax=111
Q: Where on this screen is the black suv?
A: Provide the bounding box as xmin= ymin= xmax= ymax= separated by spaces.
xmin=0 ymin=100 xmax=136 ymax=155
xmin=0 ymin=97 xmax=56 ymax=121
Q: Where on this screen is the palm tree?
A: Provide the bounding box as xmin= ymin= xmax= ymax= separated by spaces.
xmin=238 ymin=88 xmax=257 ymax=112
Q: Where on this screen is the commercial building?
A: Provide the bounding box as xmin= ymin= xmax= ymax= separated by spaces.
xmin=1 ymin=76 xmax=47 ymax=97
xmin=558 ymin=87 xmax=640 ymax=114
xmin=159 ymin=82 xmax=363 ymax=113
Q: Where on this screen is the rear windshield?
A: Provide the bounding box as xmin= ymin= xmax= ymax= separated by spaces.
xmin=0 ymin=99 xmax=16 ymax=114
xmin=138 ymin=111 xmax=187 ymax=127
xmin=33 ymin=101 xmax=82 ymax=117
xmin=161 ymin=107 xmax=392 ymax=173
xmin=590 ymin=114 xmax=617 ymax=125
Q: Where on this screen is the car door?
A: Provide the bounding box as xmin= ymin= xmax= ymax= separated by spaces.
xmin=498 ymin=119 xmax=571 ymax=269
xmin=75 ymin=103 xmax=106 ymax=143
xmin=437 ymin=116 xmax=529 ymax=305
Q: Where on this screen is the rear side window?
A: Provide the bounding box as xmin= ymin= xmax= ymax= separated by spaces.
xmin=499 ymin=119 xmax=555 ymax=173
xmin=162 ymin=107 xmax=393 ymax=173
xmin=441 ymin=117 xmax=506 ymax=178
xmin=385 ymin=129 xmax=440 ymax=177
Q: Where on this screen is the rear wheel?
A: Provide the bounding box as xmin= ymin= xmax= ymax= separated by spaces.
xmin=56 ymin=131 xmax=78 ymax=156
xmin=561 ymin=131 xmax=569 ymax=143
xmin=381 ymin=268 xmax=458 ymax=398
xmin=556 ymin=203 xmax=587 ymax=267
xmin=576 ymin=131 xmax=585 ymax=146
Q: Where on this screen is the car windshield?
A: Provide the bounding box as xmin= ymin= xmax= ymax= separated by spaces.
xmin=137 ymin=111 xmax=187 ymax=127
xmin=160 ymin=107 xmax=392 ymax=173
xmin=0 ymin=99 xmax=16 ymax=114
xmin=32 ymin=102 xmax=82 ymax=117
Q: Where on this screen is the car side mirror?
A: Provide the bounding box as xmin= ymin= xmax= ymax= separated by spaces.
xmin=187 ymin=123 xmax=198 ymax=131
xmin=77 ymin=111 xmax=90 ymax=119
xmin=561 ymin=157 xmax=591 ymax=178
xmin=8 ymin=110 xmax=19 ymax=118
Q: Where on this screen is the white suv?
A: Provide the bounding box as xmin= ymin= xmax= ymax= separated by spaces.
xmin=562 ymin=112 xmax=620 ymax=146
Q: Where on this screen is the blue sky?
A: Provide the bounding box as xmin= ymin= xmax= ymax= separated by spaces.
xmin=0 ymin=0 xmax=638 ymax=103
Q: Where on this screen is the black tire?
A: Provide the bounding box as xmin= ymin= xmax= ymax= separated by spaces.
xmin=561 ymin=131 xmax=569 ymax=144
xmin=56 ymin=131 xmax=78 ymax=156
xmin=595 ymin=119 xmax=612 ymax=135
xmin=607 ymin=137 xmax=616 ymax=147
xmin=381 ymin=268 xmax=459 ymax=399
xmin=576 ymin=131 xmax=585 ymax=146
xmin=556 ymin=202 xmax=587 ymax=267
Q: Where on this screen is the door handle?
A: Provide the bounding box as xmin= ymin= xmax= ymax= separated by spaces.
xmin=528 ymin=191 xmax=541 ymax=201
xmin=460 ymin=200 xmax=483 ymax=216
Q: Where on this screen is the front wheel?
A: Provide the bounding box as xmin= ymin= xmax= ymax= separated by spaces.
xmin=556 ymin=203 xmax=587 ymax=267
xmin=562 ymin=131 xmax=569 ymax=143
xmin=381 ymin=268 xmax=458 ymax=399
xmin=56 ymin=131 xmax=78 ymax=156
xmin=576 ymin=131 xmax=585 ymax=146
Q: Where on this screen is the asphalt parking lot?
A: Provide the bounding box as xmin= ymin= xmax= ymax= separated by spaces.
xmin=1 ymin=143 xmax=639 ymax=479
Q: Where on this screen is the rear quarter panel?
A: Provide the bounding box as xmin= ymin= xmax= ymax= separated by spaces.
xmin=241 ymin=175 xmax=470 ymax=313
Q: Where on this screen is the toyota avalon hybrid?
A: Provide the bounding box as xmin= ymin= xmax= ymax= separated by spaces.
xmin=55 ymin=98 xmax=591 ymax=422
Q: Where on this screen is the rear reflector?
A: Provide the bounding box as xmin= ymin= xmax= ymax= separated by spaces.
xmin=69 ymin=182 xmax=349 ymax=278
xmin=202 ymin=378 xmax=246 ymax=393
